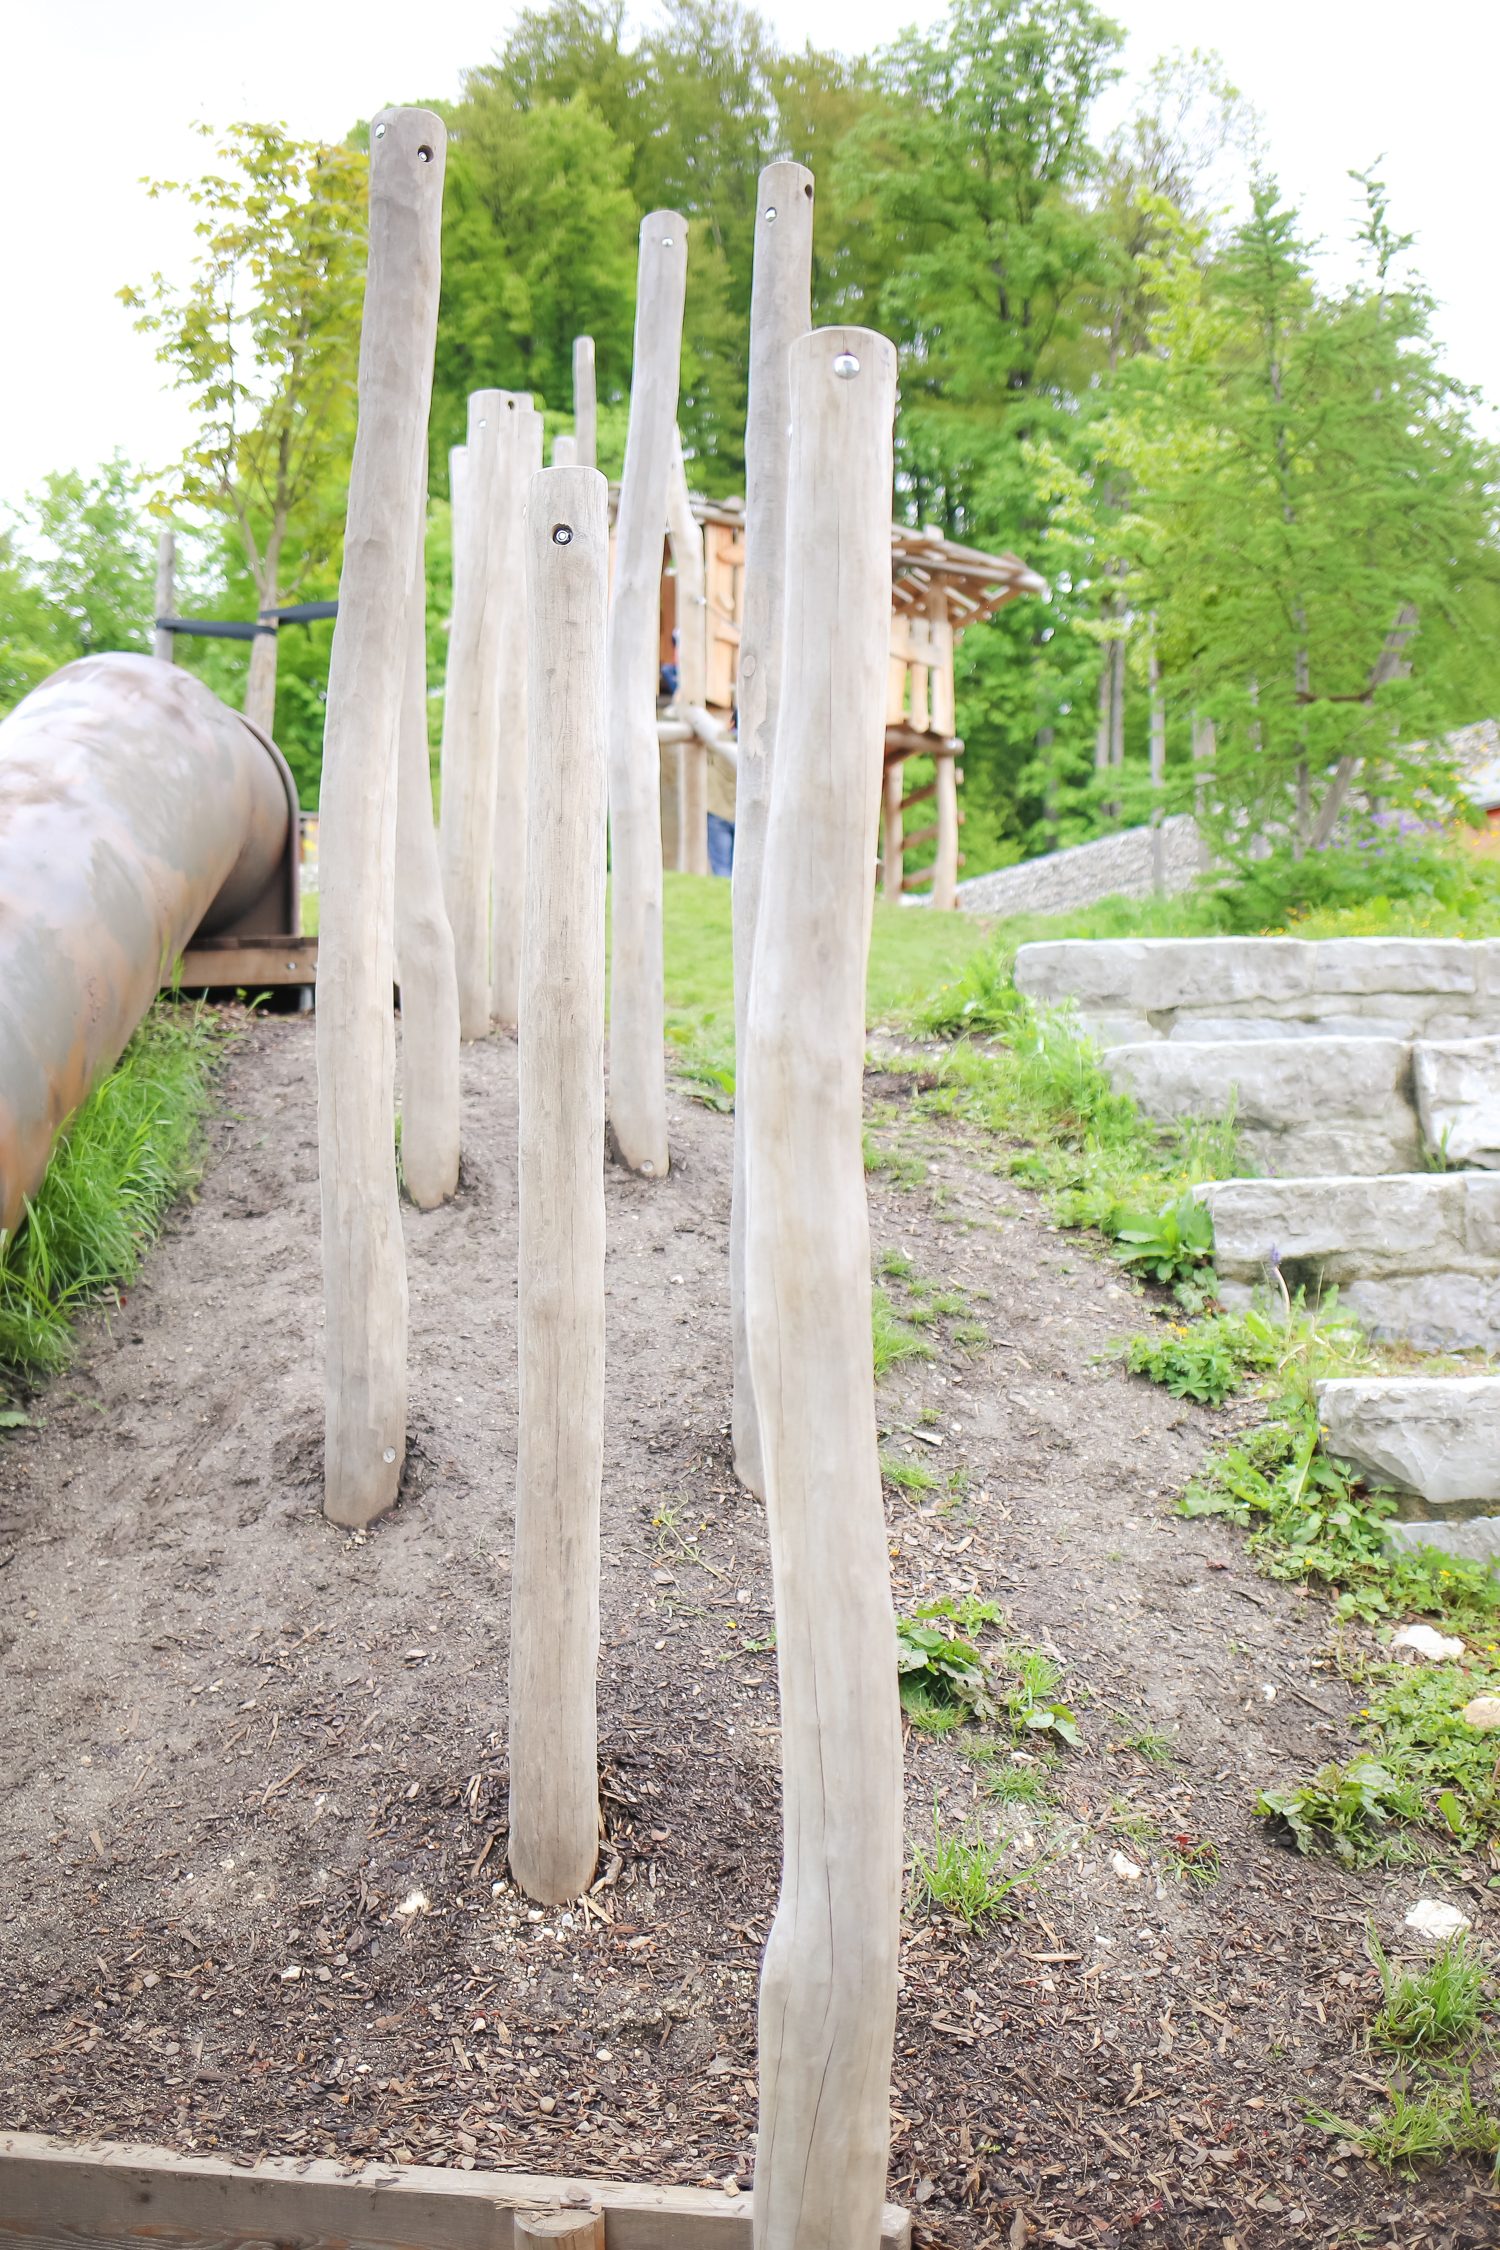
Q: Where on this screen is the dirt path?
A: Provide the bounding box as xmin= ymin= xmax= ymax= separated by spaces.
xmin=0 ymin=1013 xmax=1493 ymax=2246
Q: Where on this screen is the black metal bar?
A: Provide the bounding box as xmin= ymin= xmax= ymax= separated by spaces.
xmin=154 ymin=616 xmax=273 ymax=641
xmin=273 ymin=600 xmax=339 ymax=624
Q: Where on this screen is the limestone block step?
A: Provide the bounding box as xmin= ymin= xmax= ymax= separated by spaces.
xmin=1415 ymin=1034 xmax=1500 ymax=1170
xmin=1384 ymin=1516 xmax=1500 ymax=1564
xmin=1196 ymin=1172 xmax=1500 ymax=1351
xmin=1014 ymin=935 xmax=1500 ymax=1047
xmin=1104 ymin=1037 xmax=1419 ymax=1176
xmin=1316 ymin=1377 xmax=1500 ymax=1505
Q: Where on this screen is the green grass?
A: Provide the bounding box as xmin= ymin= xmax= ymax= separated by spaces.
xmin=872 ymin=1287 xmax=933 ymax=1378
xmin=0 ymin=1003 xmax=227 ymax=1376
xmin=880 ymin=1452 xmax=939 ymax=1494
xmin=1369 ymin=1927 xmax=1488 ymax=2054
xmin=1312 ymin=2069 xmax=1500 ymax=2177
xmin=911 ymin=1819 xmax=1023 ymax=1924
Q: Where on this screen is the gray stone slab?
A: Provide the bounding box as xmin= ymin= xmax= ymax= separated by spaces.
xmin=1103 ymin=1038 xmax=1419 ymax=1176
xmin=1316 ymin=1376 xmax=1500 ymax=1503
xmin=1311 ymin=938 xmax=1479 ymax=996
xmin=1414 ymin=1034 xmax=1500 ymax=1170
xmin=1385 ymin=1517 xmax=1500 ymax=1566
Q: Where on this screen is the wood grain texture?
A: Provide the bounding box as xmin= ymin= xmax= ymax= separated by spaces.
xmin=573 ymin=335 xmax=597 ymax=470
xmin=666 ymin=426 xmax=708 ymax=877
xmin=931 ymin=751 xmax=959 ymax=913
xmin=730 ymin=162 xmax=813 ymax=1500
xmin=605 ymin=215 xmax=687 ymax=1178
xmin=395 ymin=545 xmax=461 ymax=1207
xmin=509 ymin=467 xmax=609 ymax=1904
xmin=438 ymin=390 xmax=511 ymax=1037
xmin=744 ymin=326 xmax=902 ymax=2250
xmin=515 ymin=2211 xmax=605 ymax=2247
xmin=0 ymin=2135 xmax=910 ymax=2250
xmin=491 ymin=397 xmax=545 ymax=1029
xmin=316 ymin=106 xmax=445 ymax=1528
xmin=881 ymin=763 xmax=903 ymax=903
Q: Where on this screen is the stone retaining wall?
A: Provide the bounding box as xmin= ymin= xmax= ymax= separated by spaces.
xmin=954 ymin=815 xmax=1202 ymax=918
xmin=1315 ymin=1377 xmax=1500 ymax=1508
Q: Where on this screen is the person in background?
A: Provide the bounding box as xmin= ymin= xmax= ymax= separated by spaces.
xmin=706 ymin=744 xmax=735 ymax=877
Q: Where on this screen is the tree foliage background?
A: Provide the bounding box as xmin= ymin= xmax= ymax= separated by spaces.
xmin=2 ymin=0 xmax=1496 ymax=880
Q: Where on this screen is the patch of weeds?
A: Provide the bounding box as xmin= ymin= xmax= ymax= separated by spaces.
xmin=1312 ymin=2068 xmax=1500 ymax=2178
xmin=1114 ymin=1718 xmax=1176 ymax=1763
xmin=743 ymin=1629 xmax=776 ymax=1653
xmin=898 ymin=1678 xmax=968 ymax=1734
xmin=1112 ymin=1188 xmax=1217 ymax=1288
xmin=911 ymin=1819 xmax=1024 ymax=1925
xmin=917 ymin=1405 xmax=940 ymax=1427
xmin=1164 ymin=1835 xmax=1221 ymax=1887
xmin=1254 ymin=1756 xmax=1422 ymax=1865
xmin=651 ymin=1502 xmax=709 ymax=1571
xmin=903 ymin=1298 xmax=938 ymax=1326
xmin=1107 ymin=1796 xmax=1158 ymax=1843
xmin=881 ymin=1452 xmax=939 ymax=1495
xmin=873 ymin=1290 xmax=934 ymax=1379
xmin=1368 ymin=1925 xmax=1487 ymax=2053
xmin=1123 ymin=1308 xmax=1281 ymax=1407
xmin=956 ymin=1741 xmax=1055 ymax=1806
xmin=878 ymin=1248 xmax=916 ymax=1280
xmin=896 ymin=1608 xmax=1001 ymax=1727
xmin=665 ymin=1011 xmax=735 ymax=1111
xmin=864 ymin=1134 xmax=926 ymax=1189
xmin=0 ymin=1001 xmax=229 ymax=1374
xmin=950 ymin=1318 xmax=990 ymax=1352
xmin=995 ymin=1641 xmax=1081 ymax=1748
xmin=1348 ymin=1660 xmax=1500 ymax=1853
xmin=930 ymin=1290 xmax=967 ymax=1317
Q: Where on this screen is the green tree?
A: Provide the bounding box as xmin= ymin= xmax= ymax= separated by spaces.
xmin=0 ymin=457 xmax=156 ymax=717
xmin=121 ymin=122 xmax=367 ymax=737
xmin=1100 ymin=178 xmax=1500 ymax=863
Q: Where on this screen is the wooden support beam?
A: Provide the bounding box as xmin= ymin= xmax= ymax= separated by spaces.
xmin=573 ymin=335 xmax=597 ymax=471
xmin=0 ymin=2134 xmax=913 ymax=2249
xmin=932 ymin=749 xmax=959 ymax=909
xmin=746 ymin=323 xmax=902 ymax=2247
xmin=731 ymin=159 xmax=814 ymax=1502
xmin=317 ymin=105 xmax=444 ymax=1530
xmin=491 ymin=395 xmax=544 ymax=1029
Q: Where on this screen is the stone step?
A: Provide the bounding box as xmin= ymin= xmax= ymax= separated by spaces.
xmin=1316 ymin=1376 xmax=1500 ymax=1506
xmin=1014 ymin=934 xmax=1500 ymax=1048
xmin=1195 ymin=1172 xmax=1500 ymax=1351
xmin=1104 ymin=1033 xmax=1500 ymax=1177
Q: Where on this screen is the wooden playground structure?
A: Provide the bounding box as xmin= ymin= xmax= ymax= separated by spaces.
xmin=652 ymin=498 xmax=1042 ymax=905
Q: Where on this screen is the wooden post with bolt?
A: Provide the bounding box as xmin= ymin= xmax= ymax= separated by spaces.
xmin=573 ymin=336 xmax=597 ymax=470
xmin=491 ymin=396 xmax=545 ymax=1029
xmin=745 ymin=325 xmax=902 ymax=2247
xmin=605 ymin=213 xmax=687 ymax=1178
xmin=316 ymin=107 xmax=445 ymax=1528
xmin=881 ymin=763 xmax=904 ymax=902
xmin=509 ymin=466 xmax=609 ymax=1905
xmin=666 ymin=426 xmax=709 ymax=876
xmin=731 ymin=161 xmax=814 ymax=1500
xmin=394 ymin=501 xmax=461 ymax=1210
xmin=438 ymin=389 xmax=512 ymax=1038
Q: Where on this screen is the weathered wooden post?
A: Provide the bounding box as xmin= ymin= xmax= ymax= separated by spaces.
xmin=932 ymin=751 xmax=959 ymax=910
xmin=152 ymin=530 xmax=176 ymax=664
xmin=448 ymin=444 xmax=469 ymax=604
xmin=509 ymin=464 xmax=609 ymax=1905
xmin=666 ymin=426 xmax=709 ymax=877
xmin=605 ymin=213 xmax=687 ymax=1177
xmin=881 ymin=763 xmax=903 ymax=901
xmin=730 ymin=162 xmax=814 ymax=1497
xmin=438 ymin=391 xmax=510 ymax=1037
xmin=745 ymin=325 xmax=901 ymax=2246
xmin=573 ymin=336 xmax=597 ymax=470
xmin=317 ymin=106 xmax=445 ymax=1528
xmin=552 ymin=434 xmax=577 ymax=467
xmin=491 ymin=397 xmax=544 ymax=1029
xmin=395 ymin=510 xmax=461 ymax=1209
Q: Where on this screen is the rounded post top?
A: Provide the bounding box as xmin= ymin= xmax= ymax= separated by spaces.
xmin=368 ymin=107 xmax=447 ymax=190
xmin=640 ymin=208 xmax=689 ymax=250
xmin=757 ymin=158 xmax=814 ymax=223
xmin=790 ymin=326 xmax=897 ymax=412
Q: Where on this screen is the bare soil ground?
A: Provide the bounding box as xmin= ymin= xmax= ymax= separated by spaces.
xmin=1 ymin=1010 xmax=1497 ymax=2248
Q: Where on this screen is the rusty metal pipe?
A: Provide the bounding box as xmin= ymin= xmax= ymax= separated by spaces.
xmin=0 ymin=654 xmax=294 ymax=1236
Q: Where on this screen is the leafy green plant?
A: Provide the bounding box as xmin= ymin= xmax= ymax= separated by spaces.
xmin=896 ymin=1615 xmax=1000 ymax=1727
xmin=1124 ymin=1307 xmax=1281 ymax=1405
xmin=872 ymin=1288 xmax=934 ymax=1378
xmin=1112 ymin=1189 xmax=1216 ymax=1286
xmin=1254 ymin=1756 xmax=1421 ymax=1864
xmin=911 ymin=1819 xmax=1024 ymax=1924
xmin=1369 ymin=1925 xmax=1487 ymax=2053
xmin=665 ymin=1012 xmax=735 ymax=1111
xmin=0 ymin=1002 xmax=228 ymax=1373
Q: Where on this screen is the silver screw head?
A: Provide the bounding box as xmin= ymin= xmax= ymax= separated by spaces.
xmin=552 ymin=524 xmax=573 ymax=546
xmin=833 ymin=352 xmax=861 ymax=379
xmin=764 ymin=205 xmax=777 ymax=221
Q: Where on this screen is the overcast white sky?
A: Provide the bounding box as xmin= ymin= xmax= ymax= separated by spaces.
xmin=5 ymin=0 xmax=1495 ymax=517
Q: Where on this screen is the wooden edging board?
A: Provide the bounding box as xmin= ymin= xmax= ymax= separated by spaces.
xmin=0 ymin=2134 xmax=912 ymax=2249
xmin=167 ymin=937 xmax=319 ymax=989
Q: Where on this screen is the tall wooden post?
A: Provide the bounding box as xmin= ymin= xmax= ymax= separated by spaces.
xmin=552 ymin=434 xmax=577 ymax=467
xmin=666 ymin=426 xmax=709 ymax=877
xmin=438 ymin=391 xmax=510 ymax=1038
xmin=605 ymin=214 xmax=687 ymax=1178
xmin=491 ymin=397 xmax=545 ymax=1029
xmin=448 ymin=444 xmax=468 ymax=605
xmin=395 ymin=492 xmax=461 ymax=1210
xmin=573 ymin=336 xmax=597 ymax=471
xmin=932 ymin=753 xmax=959 ymax=910
xmin=509 ymin=465 xmax=609 ymax=1905
xmin=152 ymin=530 xmax=176 ymax=664
xmin=731 ymin=162 xmax=813 ymax=1497
xmin=317 ymin=106 xmax=445 ymax=1528
xmin=745 ymin=326 xmax=901 ymax=2248
xmin=881 ymin=763 xmax=903 ymax=902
